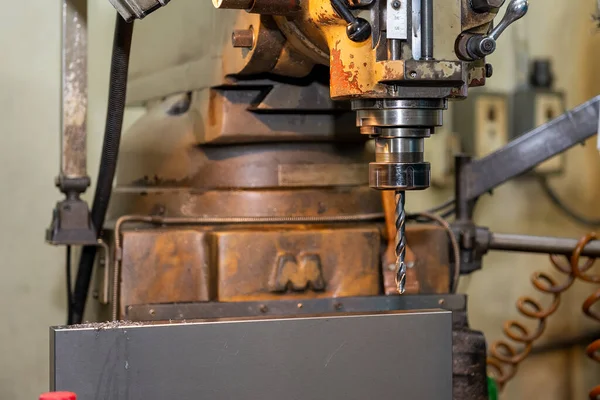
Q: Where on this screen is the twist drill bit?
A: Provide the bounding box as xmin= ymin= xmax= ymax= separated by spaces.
xmin=395 ymin=190 xmax=407 ymax=294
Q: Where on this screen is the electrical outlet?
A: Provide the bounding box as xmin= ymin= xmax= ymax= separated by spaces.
xmin=474 ymin=96 xmax=509 ymax=158
xmin=425 ymin=126 xmax=458 ymax=188
xmin=534 ymin=94 xmax=565 ymax=174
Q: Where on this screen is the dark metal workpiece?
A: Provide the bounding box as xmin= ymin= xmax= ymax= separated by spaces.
xmin=52 ymin=311 xmax=453 ymax=400
xmin=461 ymin=95 xmax=600 ymax=201
xmin=125 ymin=294 xmax=468 ymax=321
xmin=330 ymin=0 xmax=372 ymax=42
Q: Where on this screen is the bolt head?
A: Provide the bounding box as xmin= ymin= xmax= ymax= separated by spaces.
xmin=485 ymin=63 xmax=494 ymax=78
xmin=471 ymin=0 xmax=505 ymax=13
xmin=231 ymin=27 xmax=254 ymax=48
xmin=392 ymin=0 xmax=401 ymax=9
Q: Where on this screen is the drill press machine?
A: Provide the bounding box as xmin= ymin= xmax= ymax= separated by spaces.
xmin=46 ymin=0 xmax=541 ymax=399
xmin=209 ymin=0 xmax=528 ymax=293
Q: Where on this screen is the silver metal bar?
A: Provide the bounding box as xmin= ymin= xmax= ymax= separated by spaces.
xmin=61 ymin=0 xmax=88 ymax=181
xmin=52 ymin=311 xmax=452 ymax=399
xmin=421 ymin=0 xmax=433 ymax=59
xmin=463 ymin=95 xmax=600 ymax=201
xmin=489 ymin=233 xmax=600 ymax=257
xmin=388 ymin=38 xmax=402 ymax=60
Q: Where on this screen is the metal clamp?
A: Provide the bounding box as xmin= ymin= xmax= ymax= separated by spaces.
xmin=95 ymin=239 xmax=112 ymax=305
xmin=108 ymin=0 xmax=170 ymax=22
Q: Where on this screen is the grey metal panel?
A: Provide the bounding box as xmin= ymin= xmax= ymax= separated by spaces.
xmin=52 ymin=310 xmax=452 ymax=400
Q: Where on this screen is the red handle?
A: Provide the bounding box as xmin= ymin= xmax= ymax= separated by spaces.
xmin=39 ymin=392 xmax=77 ymax=400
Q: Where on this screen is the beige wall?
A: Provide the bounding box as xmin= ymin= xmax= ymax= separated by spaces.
xmin=0 ymin=1 xmax=120 ymax=398
xmin=0 ymin=0 xmax=599 ymax=399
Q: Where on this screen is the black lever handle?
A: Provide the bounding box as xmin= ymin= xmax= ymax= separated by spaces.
xmin=330 ymin=0 xmax=372 ymax=42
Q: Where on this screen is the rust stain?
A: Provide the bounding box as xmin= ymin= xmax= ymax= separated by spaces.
xmin=330 ymin=41 xmax=362 ymax=95
xmin=349 ymin=62 xmax=355 ymax=69
xmin=469 ymin=77 xmax=485 ymax=87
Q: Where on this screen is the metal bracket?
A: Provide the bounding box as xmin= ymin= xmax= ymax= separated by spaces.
xmin=94 ymin=239 xmax=111 ymax=305
xmin=452 ymin=95 xmax=600 ymax=274
xmin=107 ymin=0 xmax=169 ymax=22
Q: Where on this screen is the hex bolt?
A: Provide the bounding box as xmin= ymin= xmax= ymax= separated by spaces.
xmin=232 ymin=28 xmax=254 ymax=48
xmin=470 ymin=0 xmax=506 ymax=13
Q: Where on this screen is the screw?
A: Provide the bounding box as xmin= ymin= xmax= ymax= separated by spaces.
xmin=392 ymin=0 xmax=401 ymax=9
xmin=149 ymin=308 xmax=155 ymax=315
xmin=297 ymin=303 xmax=303 ymax=309
xmin=485 ymin=63 xmax=494 ymax=78
xmin=259 ymin=304 xmax=268 ymax=313
xmin=92 ymin=290 xmax=99 ymax=299
xmin=481 ymin=39 xmax=495 ymax=53
xmin=231 ymin=27 xmax=254 ymax=48
xmin=334 ymin=302 xmax=343 ymax=311
xmin=438 ymin=299 xmax=445 ymax=305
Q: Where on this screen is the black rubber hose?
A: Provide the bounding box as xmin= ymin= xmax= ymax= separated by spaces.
xmin=69 ymin=15 xmax=134 ymax=325
xmin=538 ymin=176 xmax=600 ymax=227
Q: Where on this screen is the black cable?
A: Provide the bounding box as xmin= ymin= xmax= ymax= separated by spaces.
xmin=407 ymin=198 xmax=457 ymax=222
xmin=538 ymin=176 xmax=600 ymax=227
xmin=70 ymin=15 xmax=134 ymax=324
xmin=440 ymin=207 xmax=456 ymax=219
xmin=427 ymin=198 xmax=455 ymax=213
xmin=66 ymin=246 xmax=73 ymax=325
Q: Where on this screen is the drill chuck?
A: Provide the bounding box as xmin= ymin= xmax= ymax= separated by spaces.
xmin=354 ymin=98 xmax=445 ymax=192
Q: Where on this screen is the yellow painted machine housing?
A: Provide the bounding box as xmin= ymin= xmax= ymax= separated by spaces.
xmin=126 ymin=0 xmax=496 ymax=105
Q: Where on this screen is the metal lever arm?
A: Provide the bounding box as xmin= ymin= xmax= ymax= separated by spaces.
xmin=466 ymin=0 xmax=528 ymax=59
xmin=461 ymin=95 xmax=600 ymax=202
